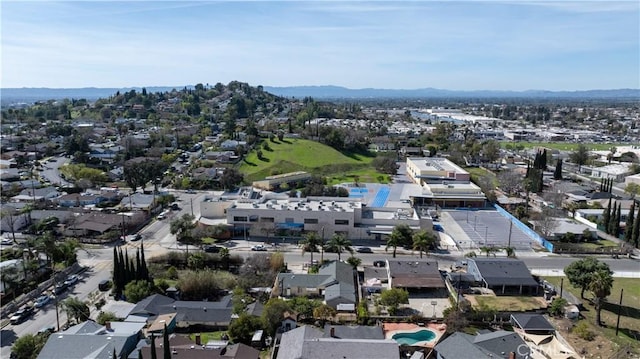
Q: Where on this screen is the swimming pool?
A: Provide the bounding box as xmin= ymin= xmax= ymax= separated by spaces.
xmin=391 ymin=329 xmax=437 ymax=346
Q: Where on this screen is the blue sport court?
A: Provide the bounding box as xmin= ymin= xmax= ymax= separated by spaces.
xmin=349 ymin=187 xmax=368 ymax=198
xmin=370 ymin=186 xmax=390 ymax=207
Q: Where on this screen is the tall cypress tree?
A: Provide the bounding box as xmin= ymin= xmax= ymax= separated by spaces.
xmin=150 ymin=333 xmax=157 ymax=359
xmin=608 ymin=178 xmax=613 ymax=193
xmin=608 ymin=202 xmax=617 ymax=235
xmin=113 ymin=247 xmax=120 ymax=294
xmin=624 ymin=202 xmax=635 ymax=243
xmin=632 ymin=207 xmax=640 ymax=248
xmin=554 ymin=159 xmax=563 ymax=180
xmin=163 ymin=324 xmax=171 ymax=359
xmin=614 ymin=205 xmax=622 ymax=237
xmin=124 ymin=251 xmax=131 ymax=284
xmin=603 ymin=198 xmax=612 ymax=233
xmin=141 ymin=242 xmax=150 ymax=282
xmin=136 ymin=250 xmax=142 ymax=281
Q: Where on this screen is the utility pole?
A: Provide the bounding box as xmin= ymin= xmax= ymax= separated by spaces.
xmin=615 ymin=288 xmax=624 ymax=336
xmin=320 ymin=226 xmax=325 ymax=264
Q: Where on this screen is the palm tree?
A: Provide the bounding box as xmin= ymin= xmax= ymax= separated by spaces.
xmin=589 ymin=269 xmax=613 ymax=326
xmin=479 ymin=246 xmax=499 ymax=257
xmin=301 ymin=232 xmax=322 ymax=264
xmin=386 ymin=233 xmax=400 ymax=258
xmin=324 ymin=234 xmax=353 ymax=261
xmin=412 ymin=230 xmax=437 ymax=258
xmin=503 ymin=247 xmax=516 ymax=258
xmin=62 ymin=297 xmax=90 ymax=324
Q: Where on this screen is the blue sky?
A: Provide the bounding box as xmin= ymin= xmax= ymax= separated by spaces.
xmin=2 ymin=1 xmax=639 ymax=90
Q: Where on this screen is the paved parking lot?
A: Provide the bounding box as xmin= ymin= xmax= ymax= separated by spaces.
xmin=443 ymin=210 xmax=535 ymax=250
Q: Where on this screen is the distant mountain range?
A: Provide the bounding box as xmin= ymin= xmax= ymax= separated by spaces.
xmin=263 ymin=86 xmax=640 ymax=99
xmin=2 ymin=85 xmax=639 ymax=105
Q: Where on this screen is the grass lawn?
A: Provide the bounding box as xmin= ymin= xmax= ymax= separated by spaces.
xmin=501 ymin=142 xmax=626 ymax=151
xmin=545 ymin=276 xmax=640 ymax=350
xmin=326 ymin=168 xmax=391 ymax=185
xmin=239 ymin=138 xmax=378 ymax=183
xmin=473 ymin=295 xmax=547 ymax=311
xmin=188 ymin=331 xmax=226 ymax=343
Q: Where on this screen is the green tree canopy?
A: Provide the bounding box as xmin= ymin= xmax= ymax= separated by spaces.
xmin=261 ymin=298 xmax=292 ymax=336
xmin=569 ymin=144 xmax=591 ymax=170
xmin=565 ymin=257 xmax=611 ymax=299
xmin=228 ymin=313 xmax=263 ymax=344
xmin=11 ymin=333 xmax=49 ymax=359
xmin=124 ymin=280 xmax=156 ymax=303
xmin=379 ymin=288 xmax=409 ymax=315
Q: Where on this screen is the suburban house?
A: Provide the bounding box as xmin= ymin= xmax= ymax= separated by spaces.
xmin=275 ymin=325 xmax=400 ymax=359
xmin=37 ymin=320 xmax=145 ymax=359
xmin=11 ymin=186 xmax=61 ymax=202
xmin=120 ymin=193 xmax=156 ymax=211
xmin=510 ymin=314 xmax=555 ymax=335
xmin=531 ymin=217 xmax=596 ymax=241
xmin=55 ymin=193 xmax=109 ymax=207
xmin=126 ymin=294 xmax=234 ymax=330
xmin=386 ymin=259 xmax=446 ymax=295
xmin=275 ymin=261 xmax=357 ymax=311
xmin=136 ymin=333 xmax=260 ymax=359
xmin=322 ymin=324 xmax=385 ymax=339
xmin=434 ymin=330 xmax=530 ymax=359
xmin=466 ymin=258 xmax=539 ymax=295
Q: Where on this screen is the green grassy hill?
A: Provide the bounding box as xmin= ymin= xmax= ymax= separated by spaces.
xmin=239 ymin=138 xmax=381 ymax=183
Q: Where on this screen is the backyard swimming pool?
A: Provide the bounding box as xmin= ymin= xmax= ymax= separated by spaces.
xmin=391 ymin=329 xmax=437 ymax=346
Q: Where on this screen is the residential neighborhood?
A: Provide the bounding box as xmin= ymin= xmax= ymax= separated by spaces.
xmin=0 ymin=81 xmax=639 ymax=359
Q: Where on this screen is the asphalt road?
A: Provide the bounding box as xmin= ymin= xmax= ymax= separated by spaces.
xmin=0 ymin=264 xmax=111 ymax=358
xmin=40 ymin=155 xmax=71 ymax=187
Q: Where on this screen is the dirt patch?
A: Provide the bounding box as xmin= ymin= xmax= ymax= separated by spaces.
xmin=549 ymin=317 xmax=639 ymax=358
xmin=465 ymin=294 xmax=547 ymax=311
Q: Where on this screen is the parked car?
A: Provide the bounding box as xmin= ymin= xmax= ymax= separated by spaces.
xmin=373 ymin=260 xmax=386 ymax=268
xmin=98 ymin=279 xmax=111 ymax=291
xmin=1 ymin=237 xmax=13 ymax=245
xmin=356 ymin=247 xmax=373 ymax=253
xmin=38 ymin=326 xmax=55 ymax=335
xmin=10 ymin=306 xmax=34 ymax=324
xmin=186 ymin=189 xmax=196 ymax=194
xmin=34 ymin=295 xmax=51 ymax=308
xmin=64 ymin=275 xmax=79 ymax=287
xmin=54 ymin=282 xmax=67 ymax=295
xmin=251 ymin=245 xmax=267 ymax=251
xmin=204 ymin=245 xmax=221 ymax=253
xmin=130 ymin=234 xmax=142 ymax=242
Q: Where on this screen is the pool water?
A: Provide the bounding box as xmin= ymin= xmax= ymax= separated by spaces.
xmin=391 ymin=329 xmax=436 ymax=345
